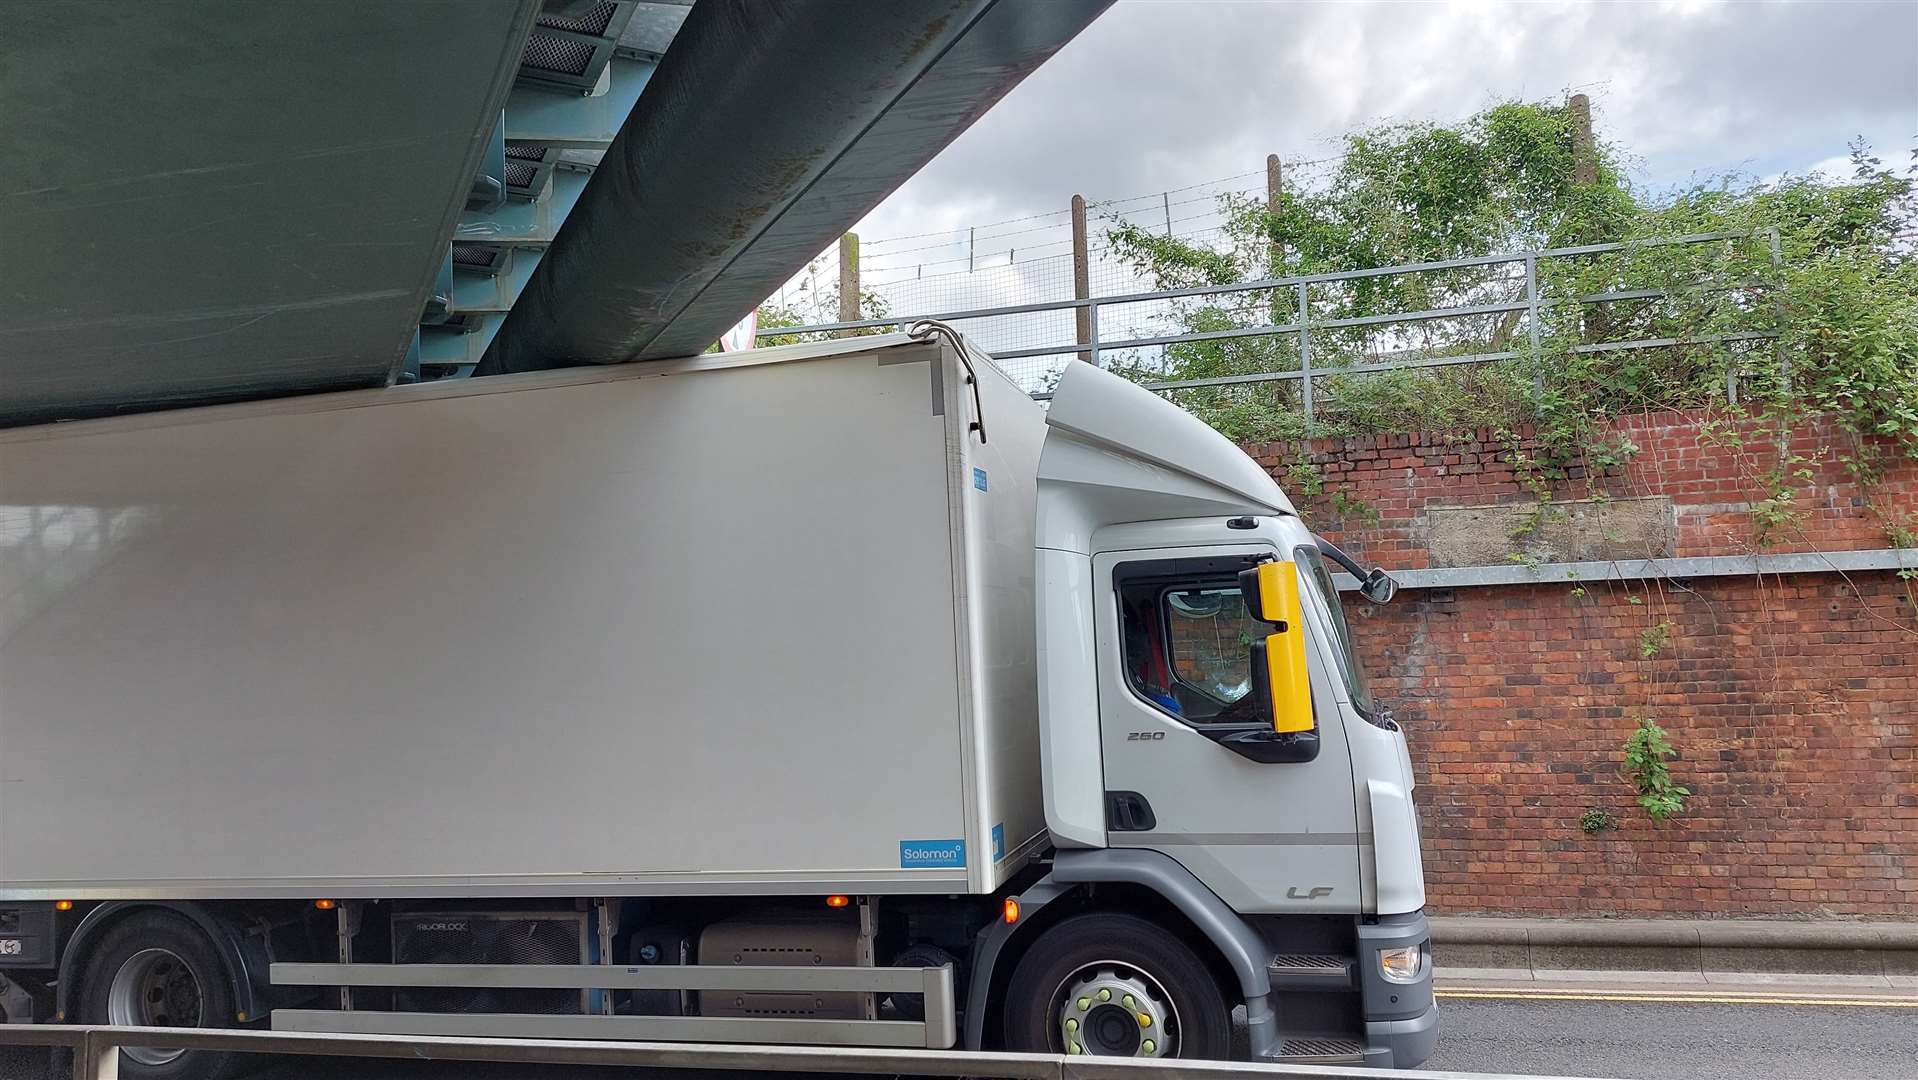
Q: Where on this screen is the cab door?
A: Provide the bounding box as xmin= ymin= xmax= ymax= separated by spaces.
xmin=1091 ymin=545 xmax=1361 ymax=914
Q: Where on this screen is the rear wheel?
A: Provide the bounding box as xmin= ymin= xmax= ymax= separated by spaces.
xmin=77 ymin=909 xmax=243 ymax=1080
xmin=1002 ymin=912 xmax=1231 ymax=1060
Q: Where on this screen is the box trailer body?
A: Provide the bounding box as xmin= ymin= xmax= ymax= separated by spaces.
xmin=0 ymin=335 xmax=1044 ymax=900
xmin=0 ymin=331 xmax=1435 ymax=1073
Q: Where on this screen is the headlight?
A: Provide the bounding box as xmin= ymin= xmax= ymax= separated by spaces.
xmin=1378 ymin=945 xmax=1424 ymax=983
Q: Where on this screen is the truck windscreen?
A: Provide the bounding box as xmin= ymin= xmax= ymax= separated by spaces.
xmin=1294 ymin=545 xmax=1377 ymax=717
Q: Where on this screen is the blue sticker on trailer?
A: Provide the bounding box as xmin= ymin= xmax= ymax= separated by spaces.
xmin=900 ymin=839 xmax=967 ymax=869
xmin=973 ymin=467 xmax=988 ymax=492
xmin=992 ymin=823 xmax=1005 ymax=860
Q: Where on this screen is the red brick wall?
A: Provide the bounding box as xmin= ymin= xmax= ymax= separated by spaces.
xmin=1247 ymin=413 xmax=1918 ymax=918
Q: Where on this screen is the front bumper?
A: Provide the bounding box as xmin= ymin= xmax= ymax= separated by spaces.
xmin=1358 ymin=910 xmax=1435 ymax=1067
xmin=1364 ymin=1001 xmax=1439 ymax=1068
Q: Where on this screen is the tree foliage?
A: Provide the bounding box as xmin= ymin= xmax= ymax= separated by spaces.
xmin=1104 ymin=100 xmax=1917 ymax=454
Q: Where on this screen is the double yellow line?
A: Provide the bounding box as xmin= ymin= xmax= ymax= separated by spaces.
xmin=1437 ymin=986 xmax=1918 ymax=1008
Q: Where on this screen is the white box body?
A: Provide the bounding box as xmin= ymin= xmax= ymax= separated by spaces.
xmin=0 ymin=335 xmax=1047 ymax=900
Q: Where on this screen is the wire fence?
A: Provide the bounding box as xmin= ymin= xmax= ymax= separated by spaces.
xmin=763 ymin=158 xmax=1370 ymax=384
xmin=755 ymin=122 xmax=1879 ymax=399
xmin=757 ymin=231 xmax=1787 ymax=422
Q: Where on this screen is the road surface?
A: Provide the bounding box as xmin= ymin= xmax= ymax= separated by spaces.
xmin=4 ymin=982 xmax=1913 ymax=1079
xmin=1422 ymin=983 xmax=1916 ymax=1079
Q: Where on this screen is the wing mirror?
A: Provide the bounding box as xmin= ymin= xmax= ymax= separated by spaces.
xmin=1315 ymin=536 xmax=1400 ymax=605
xmin=1359 ymin=568 xmax=1399 ymax=604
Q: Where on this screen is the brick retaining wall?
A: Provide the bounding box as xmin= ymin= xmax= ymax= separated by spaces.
xmin=1248 ymin=413 xmax=1918 ymax=917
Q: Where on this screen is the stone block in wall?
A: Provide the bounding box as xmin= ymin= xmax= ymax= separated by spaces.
xmin=1425 ymin=496 xmax=1675 ymax=568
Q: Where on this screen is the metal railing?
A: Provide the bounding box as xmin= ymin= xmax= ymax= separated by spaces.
xmin=268 ymin=960 xmax=958 ymax=1048
xmin=0 ymin=1023 xmax=1617 ymax=1080
xmin=758 ymin=230 xmax=1782 ymax=416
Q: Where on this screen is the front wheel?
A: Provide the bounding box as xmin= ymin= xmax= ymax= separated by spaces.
xmin=1002 ymin=912 xmax=1231 ymax=1060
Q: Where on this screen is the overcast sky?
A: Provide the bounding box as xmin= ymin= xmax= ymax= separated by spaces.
xmin=851 ymin=0 xmax=1918 ymax=252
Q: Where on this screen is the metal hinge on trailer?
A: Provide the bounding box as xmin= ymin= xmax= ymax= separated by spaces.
xmin=268 ymin=962 xmax=957 ymax=1049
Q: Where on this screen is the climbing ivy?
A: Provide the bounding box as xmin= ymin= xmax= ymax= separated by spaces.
xmin=1622 ymin=717 xmax=1690 ymax=823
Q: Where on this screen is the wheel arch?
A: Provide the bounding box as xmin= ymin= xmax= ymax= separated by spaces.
xmin=56 ymin=902 xmax=261 ymax=1025
xmin=965 ymin=848 xmax=1272 ymax=1051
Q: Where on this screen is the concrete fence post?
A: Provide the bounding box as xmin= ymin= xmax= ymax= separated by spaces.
xmin=1267 ymin=153 xmax=1284 ymax=330
xmin=1266 ymin=153 xmax=1283 ymax=276
xmin=837 ymin=233 xmax=860 ymax=323
xmin=1569 ymin=93 xmax=1597 ymax=186
xmin=1072 ymin=194 xmax=1092 ymax=363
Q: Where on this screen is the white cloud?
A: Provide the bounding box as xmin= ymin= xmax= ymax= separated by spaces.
xmin=852 ymin=0 xmax=1916 ymax=241
xmin=765 ymin=0 xmax=1914 ymax=336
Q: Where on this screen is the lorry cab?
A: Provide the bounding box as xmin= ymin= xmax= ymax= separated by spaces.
xmin=1001 ymin=358 xmax=1436 ymax=1066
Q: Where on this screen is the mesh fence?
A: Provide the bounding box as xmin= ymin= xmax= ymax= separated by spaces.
xmin=814 ymin=163 xmax=1346 ymax=391
xmin=755 ymin=157 xmax=1778 ymax=406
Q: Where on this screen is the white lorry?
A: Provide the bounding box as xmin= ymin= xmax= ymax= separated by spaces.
xmin=0 ymin=328 xmax=1434 ymax=1076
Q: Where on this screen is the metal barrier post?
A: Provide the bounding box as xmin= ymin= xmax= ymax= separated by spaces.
xmin=79 ymin=1028 xmax=118 ymax=1080
xmin=1524 ymin=255 xmax=1542 ymax=359
xmin=1525 ymin=254 xmax=1543 ymax=398
xmin=1087 ymin=301 xmax=1101 ymax=366
xmin=1770 ymin=227 xmax=1788 ymax=395
xmin=1295 ymin=282 xmax=1312 ymax=425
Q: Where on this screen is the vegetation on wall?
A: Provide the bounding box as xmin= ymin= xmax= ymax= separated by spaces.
xmin=1622 ymin=717 xmax=1690 ymax=823
xmin=1103 ymin=100 xmax=1916 ymax=830
xmin=1103 ymin=102 xmax=1917 ymax=458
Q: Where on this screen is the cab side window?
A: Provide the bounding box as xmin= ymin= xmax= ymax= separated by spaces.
xmin=1119 ymin=569 xmax=1264 ymax=726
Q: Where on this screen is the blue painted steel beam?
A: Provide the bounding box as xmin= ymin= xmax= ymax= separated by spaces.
xmin=449 ymin=251 xmax=544 ymax=314
xmin=469 ymin=111 xmax=508 ymax=212
xmin=504 ymin=57 xmax=655 ymax=148
xmin=454 ymin=166 xmax=591 ymax=248
xmin=420 ymin=314 xmax=507 ymax=370
xmin=480 ymin=0 xmax=1114 ymax=373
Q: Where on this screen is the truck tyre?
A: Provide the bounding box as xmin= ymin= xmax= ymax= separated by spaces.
xmin=76 ymin=909 xmax=243 ymax=1080
xmin=1002 ymin=913 xmax=1230 ymax=1060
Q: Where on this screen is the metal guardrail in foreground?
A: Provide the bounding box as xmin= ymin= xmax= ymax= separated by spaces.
xmin=760 ymin=230 xmax=1783 ymax=417
xmin=0 ymin=1024 xmax=1621 ymax=1080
